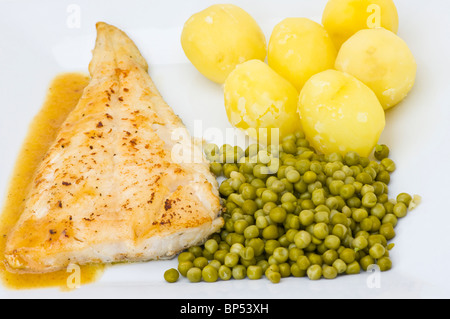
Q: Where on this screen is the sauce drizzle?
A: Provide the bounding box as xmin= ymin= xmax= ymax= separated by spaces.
xmin=0 ymin=73 xmax=105 ymax=290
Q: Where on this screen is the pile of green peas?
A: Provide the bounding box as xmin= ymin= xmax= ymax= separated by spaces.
xmin=164 ymin=132 xmax=416 ymax=283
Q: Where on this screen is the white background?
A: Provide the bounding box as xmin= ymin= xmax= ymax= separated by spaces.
xmin=0 ymin=0 xmax=449 ymax=298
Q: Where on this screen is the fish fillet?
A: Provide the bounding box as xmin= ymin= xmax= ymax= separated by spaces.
xmin=4 ymin=22 xmax=223 ymax=273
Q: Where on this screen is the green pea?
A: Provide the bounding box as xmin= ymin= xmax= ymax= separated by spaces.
xmin=360 ymin=217 xmax=373 ymax=232
xmin=377 ymin=257 xmax=392 ymax=271
xmin=340 ymin=248 xmax=356 ymax=264
xmin=393 ymin=202 xmax=408 ymax=218
xmin=379 ymin=223 xmax=396 ymax=240
xmin=312 ymin=188 xmax=326 ymax=206
xmin=322 ymin=249 xmax=339 ymax=265
xmin=261 ymin=189 xmax=278 ymax=203
xmin=307 ymin=253 xmax=322 ymax=266
xmin=247 ymin=265 xmax=263 ymax=280
xmin=228 ymin=193 xmax=244 ymax=207
xmin=262 ymin=224 xmax=279 ymax=240
xmin=264 ymin=239 xmax=281 ymax=255
xmin=266 ymin=269 xmax=281 ymax=283
xmin=296 ymin=255 xmax=311 ymax=271
xmin=294 ymin=231 xmax=312 ymax=249
xmin=324 ymin=235 xmax=340 ymax=250
xmin=253 ymin=164 xmax=269 ymax=179
xmin=356 ymin=172 xmax=372 ymax=184
xmin=233 ymin=220 xmax=248 ymax=234
xmin=242 ymin=200 xmax=258 ymax=215
xmin=164 ymin=268 xmax=180 ymax=283
xmin=178 ymin=251 xmax=195 ymax=263
xmin=397 ymin=193 xmax=412 ymax=207
xmin=256 ymin=215 xmax=269 ymax=229
xmin=332 ymin=259 xmax=347 ymax=274
xmin=225 ymin=232 xmax=244 ymax=245
xmin=204 ymin=239 xmax=219 ymax=254
xmin=362 ymin=192 xmax=377 ymax=208
xmin=303 ymin=171 xmax=317 ymax=184
xmin=299 ymin=210 xmax=315 ymax=226
xmin=340 ymin=184 xmax=355 ymax=199
xmin=345 ymin=261 xmax=361 ymax=275
xmin=381 ymin=158 xmax=396 ymax=172
xmin=178 ymin=261 xmax=194 ymax=277
xmin=332 ymin=224 xmax=348 ymax=240
xmin=218 ymin=265 xmax=232 ymax=280
xmin=251 ymin=178 xmax=266 ymax=189
xmin=209 ymin=260 xmax=221 ymax=271
xmin=352 ymin=208 xmax=368 ymax=222
xmin=382 ymin=213 xmax=398 ymax=227
xmin=232 ymin=265 xmax=247 ymax=280
xmin=313 ymin=222 xmax=329 ymax=240
xmin=239 ymin=246 xmax=255 ymax=261
xmin=277 ymin=263 xmax=290 ymax=278
xmin=224 ymin=252 xmax=239 ymax=268
xmin=307 ymin=264 xmax=322 ymax=280
xmin=202 ymin=265 xmax=218 ymax=282
xmin=281 ymin=192 xmax=297 ymax=204
xmin=374 ymin=144 xmax=390 ymax=161
xmin=273 ymin=247 xmax=289 ymax=263
xmin=322 ymin=265 xmax=338 ymax=279
xmin=247 ymin=238 xmax=265 ymax=257
xmin=269 ymin=179 xmax=285 ymax=193
xmin=263 ymin=201 xmax=277 ymax=214
xmin=269 ymin=206 xmax=287 ymax=223
xmin=210 ymin=162 xmax=223 ymax=176
xmin=245 ymin=144 xmax=260 ymax=157
xmin=371 ymin=203 xmax=386 ymax=219
xmin=213 ymin=249 xmax=228 ymax=264
xmin=288 ymin=247 xmax=303 ymax=262
xmin=290 ymin=263 xmax=306 ymax=277
xmin=368 ymin=234 xmax=387 ymax=247
xmin=193 ymin=256 xmax=208 ymax=269
xmin=282 ymin=139 xmax=297 ymax=155
xmin=376 ymin=170 xmax=391 ymax=184
xmin=329 ymin=180 xmax=344 ymax=195
xmin=186 ymin=267 xmax=202 ymax=282
xmin=369 ymin=243 xmax=386 ymax=259
xmin=352 ymin=236 xmax=368 ymax=250
xmin=243 ymin=225 xmax=259 ymax=239
xmin=223 ymin=163 xmax=239 ymax=177
xmin=344 ymin=151 xmax=360 ymax=166
xmin=300 ymin=199 xmax=315 ymax=210
xmin=314 ymin=210 xmax=330 ymax=224
xmin=285 ymin=169 xmax=301 ymax=183
xmin=360 ymin=255 xmax=375 ymax=271
xmin=330 ymin=212 xmax=347 ymax=225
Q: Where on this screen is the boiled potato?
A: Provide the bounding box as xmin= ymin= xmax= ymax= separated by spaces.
xmin=181 ymin=4 xmax=266 ymax=84
xmin=322 ymin=0 xmax=399 ymax=49
xmin=335 ymin=28 xmax=417 ymax=110
xmin=224 ymin=60 xmax=301 ymax=144
xmin=268 ymin=18 xmax=337 ymax=92
xmin=298 ymin=69 xmax=385 ymax=157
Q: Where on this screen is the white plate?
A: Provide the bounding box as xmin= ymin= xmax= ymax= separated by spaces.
xmin=0 ymin=0 xmax=449 ymax=299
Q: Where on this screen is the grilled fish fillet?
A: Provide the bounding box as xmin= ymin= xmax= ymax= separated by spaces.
xmin=4 ymin=22 xmax=223 ymax=273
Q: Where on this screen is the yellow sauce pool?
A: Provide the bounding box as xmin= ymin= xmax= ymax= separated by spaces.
xmin=0 ymin=73 xmax=105 ymax=290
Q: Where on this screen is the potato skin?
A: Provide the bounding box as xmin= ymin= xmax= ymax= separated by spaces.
xmin=322 ymin=0 xmax=399 ymax=49
xmin=224 ymin=60 xmax=301 ymax=143
xmin=268 ymin=18 xmax=337 ymax=92
xmin=181 ymin=4 xmax=266 ymax=84
xmin=335 ymin=28 xmax=416 ymax=110
xmin=298 ymin=70 xmax=385 ymax=157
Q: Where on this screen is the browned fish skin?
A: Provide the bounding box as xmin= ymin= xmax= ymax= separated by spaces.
xmin=4 ymin=22 xmax=223 ymax=273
